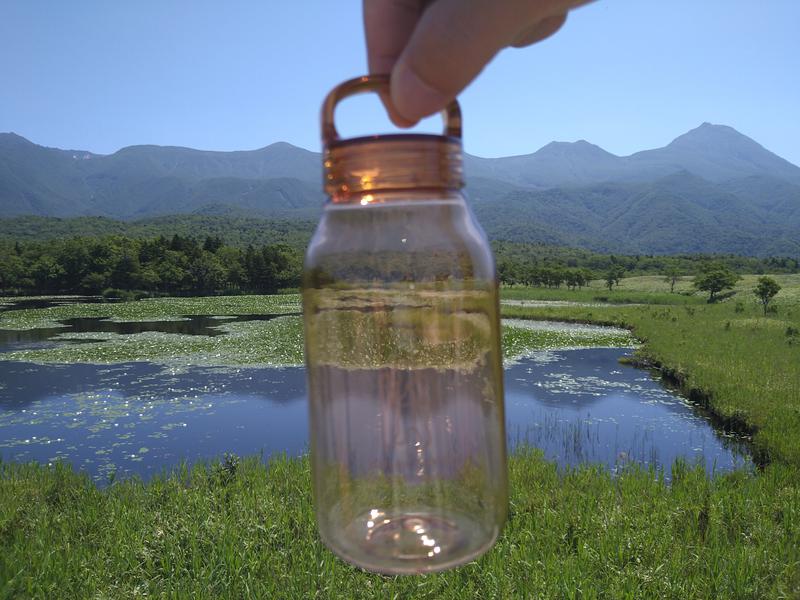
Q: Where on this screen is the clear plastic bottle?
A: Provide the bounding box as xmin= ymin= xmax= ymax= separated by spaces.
xmin=303 ymin=75 xmax=507 ymax=574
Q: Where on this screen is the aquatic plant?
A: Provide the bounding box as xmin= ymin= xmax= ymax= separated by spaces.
xmin=1 ymin=295 xmax=634 ymax=367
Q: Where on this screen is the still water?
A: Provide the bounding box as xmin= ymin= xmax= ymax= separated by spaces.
xmin=0 ymin=310 xmax=751 ymax=482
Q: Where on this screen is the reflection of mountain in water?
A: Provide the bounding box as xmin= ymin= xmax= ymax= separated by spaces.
xmin=0 ymin=360 xmax=308 ymax=411
xmin=0 ymin=347 xmax=751 ymax=483
xmin=506 ymin=347 xmax=673 ymax=411
xmin=504 ymin=348 xmax=752 ymax=475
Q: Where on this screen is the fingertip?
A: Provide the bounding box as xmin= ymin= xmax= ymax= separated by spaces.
xmin=510 ymin=13 xmax=567 ymax=48
xmin=377 ymin=90 xmax=418 ymax=129
xmin=390 ymin=60 xmax=449 ymax=125
xmin=390 ymin=113 xmax=419 ymax=129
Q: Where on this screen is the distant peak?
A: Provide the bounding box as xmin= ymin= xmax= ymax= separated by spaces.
xmin=695 ymin=121 xmax=742 ymax=130
xmin=685 ymin=122 xmax=743 ymax=136
xmin=258 ymin=141 xmax=310 ymax=152
xmin=667 ymin=122 xmax=756 ymax=149
xmin=0 ymin=132 xmax=33 ymax=144
xmin=535 ymin=139 xmax=615 ymax=157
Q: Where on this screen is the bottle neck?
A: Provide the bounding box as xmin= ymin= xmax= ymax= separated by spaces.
xmin=329 ymin=188 xmax=464 ymax=207
xmin=323 ymin=134 xmax=464 ymax=204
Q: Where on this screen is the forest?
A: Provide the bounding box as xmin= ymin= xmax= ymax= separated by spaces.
xmin=0 ymin=235 xmax=301 ymax=296
xmin=0 ymin=232 xmax=797 ymax=297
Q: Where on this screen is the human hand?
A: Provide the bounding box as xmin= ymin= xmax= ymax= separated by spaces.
xmin=364 ymin=0 xmax=592 ymax=126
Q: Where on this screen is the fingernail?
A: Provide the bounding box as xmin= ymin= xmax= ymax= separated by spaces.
xmin=378 ymin=90 xmax=417 ymax=129
xmin=391 ymin=62 xmax=447 ymax=123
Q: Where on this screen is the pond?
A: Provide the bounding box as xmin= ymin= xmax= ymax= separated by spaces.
xmin=0 ymin=300 xmax=751 ymax=482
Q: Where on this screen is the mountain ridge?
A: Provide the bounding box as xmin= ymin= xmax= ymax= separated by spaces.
xmin=1 ymin=125 xmax=799 ymax=256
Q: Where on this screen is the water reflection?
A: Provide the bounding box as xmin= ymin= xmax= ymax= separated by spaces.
xmin=0 ymin=360 xmax=308 ymax=482
xmin=0 ymin=296 xmax=108 ymax=313
xmin=505 ymin=348 xmax=751 ymax=475
xmin=0 ymin=299 xmax=752 ymax=482
xmin=0 ymin=314 xmax=293 ymax=350
xmin=0 ymin=346 xmax=751 ymax=483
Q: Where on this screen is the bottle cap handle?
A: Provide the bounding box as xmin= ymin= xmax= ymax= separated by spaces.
xmin=321 ymin=74 xmax=462 ymax=147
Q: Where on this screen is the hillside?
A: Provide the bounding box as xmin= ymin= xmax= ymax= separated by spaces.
xmin=1 ymin=124 xmax=799 ymax=256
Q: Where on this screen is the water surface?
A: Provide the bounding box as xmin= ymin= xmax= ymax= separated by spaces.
xmin=0 ymin=301 xmax=751 ymax=482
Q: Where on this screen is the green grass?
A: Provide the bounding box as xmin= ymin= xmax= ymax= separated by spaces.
xmin=501 ymin=283 xmax=800 ymax=466
xmin=614 ymin=274 xmax=800 ymax=305
xmin=501 ymin=274 xmax=800 ymax=306
xmin=500 ymin=283 xmax=702 ymax=305
xmin=2 ymin=282 xmax=799 ymax=597
xmin=1 ymin=454 xmax=797 ymax=599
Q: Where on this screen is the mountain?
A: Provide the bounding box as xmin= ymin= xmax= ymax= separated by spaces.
xmin=626 ymin=123 xmax=800 ymax=183
xmin=1 ymin=124 xmax=799 ymax=256
xmin=465 ymin=140 xmax=628 ymax=187
xmin=465 ymin=123 xmax=800 ymax=187
xmin=469 ymin=170 xmax=800 ymax=256
xmin=0 ymin=133 xmax=320 ymax=219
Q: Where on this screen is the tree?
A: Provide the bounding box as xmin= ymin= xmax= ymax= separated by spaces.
xmin=110 ymin=253 xmax=142 ymax=290
xmin=604 ymin=266 xmax=625 ymax=291
xmin=32 ymin=256 xmax=65 ymax=292
xmin=57 ymin=238 xmax=91 ymax=284
xmin=0 ymin=251 xmax=25 ymax=291
xmin=544 ymin=267 xmax=564 ymax=288
xmin=754 ymin=276 xmax=781 ymax=316
xmin=202 ymin=235 xmax=224 ymax=253
xmin=188 ymin=252 xmax=226 ymax=294
xmin=138 ymin=267 xmax=162 ymax=292
xmin=80 ymin=271 xmax=108 ymax=294
xmin=693 ymin=267 xmax=740 ymax=302
xmin=564 ymin=268 xmax=589 ymax=291
xmin=663 ymin=266 xmax=681 ymax=293
xmin=497 ymin=260 xmax=517 ymax=287
xmin=262 ymin=244 xmax=296 ymax=291
xmin=155 ymin=251 xmax=189 ymax=293
xmin=565 ymin=269 xmax=580 ymax=291
xmin=217 ymin=247 xmax=246 ymax=291
xmin=579 ymin=268 xmax=594 ymax=289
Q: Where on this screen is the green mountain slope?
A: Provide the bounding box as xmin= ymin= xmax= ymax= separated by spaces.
xmin=1 ymin=124 xmax=799 ymax=256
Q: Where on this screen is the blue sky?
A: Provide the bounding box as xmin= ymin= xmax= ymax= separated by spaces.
xmin=1 ymin=1 xmax=798 ymax=164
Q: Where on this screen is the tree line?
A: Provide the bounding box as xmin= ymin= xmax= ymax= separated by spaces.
xmin=499 ymin=253 xmax=786 ymax=310
xmin=0 ymin=235 xmax=302 ymax=296
xmin=491 ymin=241 xmax=799 ymax=278
xmin=497 ymin=261 xmax=595 ymax=290
xmin=0 ymin=233 xmax=795 ymax=300
xmin=3 ymin=217 xmax=798 ymax=277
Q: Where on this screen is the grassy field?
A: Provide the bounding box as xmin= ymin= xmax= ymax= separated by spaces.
xmin=612 ymin=274 xmax=800 ymax=305
xmin=1 ymin=453 xmax=798 ymax=599
xmin=1 ymin=279 xmax=799 ymax=598
xmin=500 ymin=283 xmax=701 ymax=305
xmin=501 ymin=274 xmax=800 ymax=308
xmin=501 ymin=279 xmax=800 ymax=466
